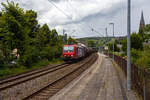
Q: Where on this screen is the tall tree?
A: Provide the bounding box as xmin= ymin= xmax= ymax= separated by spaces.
xmin=36 ymin=24 xmax=51 ymax=49
xmin=50 ymin=29 xmax=59 ymax=46
xmin=121 ymin=33 xmax=143 ymax=53
xmin=68 ymin=36 xmax=77 ymax=44
xmin=25 ymin=10 xmax=39 ymax=38
xmin=1 ymin=1 xmax=29 ymax=57
xmin=143 ymin=24 xmax=150 ymax=42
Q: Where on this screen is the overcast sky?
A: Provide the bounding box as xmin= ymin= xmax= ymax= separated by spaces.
xmin=0 ymin=0 xmax=150 ymax=38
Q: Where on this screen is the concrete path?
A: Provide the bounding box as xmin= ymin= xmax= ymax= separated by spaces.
xmin=49 ymin=53 xmax=139 ymax=100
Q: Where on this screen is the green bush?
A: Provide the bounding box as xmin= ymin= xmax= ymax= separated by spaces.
xmin=21 ymin=46 xmax=40 ymax=67
xmin=130 ymin=45 xmax=150 ymax=70
xmin=135 ymin=45 xmax=150 ymax=70
xmin=53 ymin=46 xmax=62 ymax=58
xmin=121 ymin=33 xmax=143 ymax=53
xmin=108 ymin=42 xmax=120 ymax=52
xmin=40 ymin=46 xmax=54 ymax=61
xmin=40 ymin=46 xmax=62 ymax=61
xmin=131 ymin=48 xmax=141 ymax=63
xmin=0 ymin=68 xmax=11 ymax=77
xmin=121 ymin=38 xmax=127 ymax=53
xmin=135 ymin=53 xmax=150 ymax=69
xmin=0 ymin=55 xmax=5 ymax=67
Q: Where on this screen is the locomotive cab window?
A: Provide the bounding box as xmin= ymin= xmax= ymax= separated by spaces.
xmin=64 ymin=46 xmax=74 ymax=52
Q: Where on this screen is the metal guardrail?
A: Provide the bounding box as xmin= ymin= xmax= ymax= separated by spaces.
xmin=105 ymin=53 xmax=150 ymax=100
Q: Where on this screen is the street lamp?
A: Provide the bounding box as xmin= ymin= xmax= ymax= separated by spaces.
xmin=109 ymin=23 xmax=115 ymax=61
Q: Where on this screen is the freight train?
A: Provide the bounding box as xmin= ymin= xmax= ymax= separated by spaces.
xmin=62 ymin=43 xmax=94 ymax=61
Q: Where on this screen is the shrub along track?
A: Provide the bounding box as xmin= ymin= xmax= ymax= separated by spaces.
xmin=0 ymin=63 xmax=69 ymax=91
xmin=23 ymin=53 xmax=98 ymax=100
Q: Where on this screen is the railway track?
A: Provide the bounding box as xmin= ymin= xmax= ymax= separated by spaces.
xmin=23 ymin=53 xmax=98 ymax=100
xmin=0 ymin=63 xmax=69 ymax=90
xmin=0 ymin=63 xmax=64 ymax=81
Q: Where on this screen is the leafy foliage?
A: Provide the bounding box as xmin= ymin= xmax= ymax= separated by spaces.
xmin=108 ymin=41 xmax=120 ymax=52
xmin=120 ymin=29 xmax=150 ymax=71
xmin=121 ymin=33 xmax=143 ymax=53
xmin=68 ymin=36 xmax=77 ymax=45
xmin=88 ymin=40 xmax=96 ymax=47
xmin=0 ymin=1 xmax=63 ymax=69
xmin=143 ymin=24 xmax=150 ymax=42
xmin=131 ymin=45 xmax=150 ymax=70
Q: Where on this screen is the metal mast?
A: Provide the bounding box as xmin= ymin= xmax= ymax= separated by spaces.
xmin=127 ymin=0 xmax=131 ymax=90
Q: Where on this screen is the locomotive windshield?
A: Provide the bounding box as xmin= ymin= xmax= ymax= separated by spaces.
xmin=64 ymin=46 xmax=74 ymax=52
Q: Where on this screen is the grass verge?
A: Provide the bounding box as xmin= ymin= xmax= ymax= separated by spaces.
xmin=0 ymin=58 xmax=63 ymax=79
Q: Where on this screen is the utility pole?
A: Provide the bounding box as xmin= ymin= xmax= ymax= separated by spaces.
xmin=113 ymin=24 xmax=114 ymax=61
xmin=105 ymin=27 xmax=108 ymax=42
xmin=109 ymin=23 xmax=115 ymax=61
xmin=63 ymin=29 xmax=68 ymax=44
xmin=127 ymin=0 xmax=131 ymax=90
xmin=65 ymin=33 xmax=68 ymax=44
xmin=63 ymin=29 xmax=65 ymax=43
xmin=105 ymin=27 xmax=108 ymax=55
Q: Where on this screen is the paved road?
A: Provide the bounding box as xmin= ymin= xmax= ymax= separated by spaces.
xmin=49 ymin=53 xmax=139 ymax=100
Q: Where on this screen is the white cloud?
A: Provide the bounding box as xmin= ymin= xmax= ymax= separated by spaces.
xmin=0 ymin=0 xmax=150 ymax=38
xmin=37 ymin=0 xmax=122 ymax=25
xmin=7 ymin=0 xmax=121 ymax=25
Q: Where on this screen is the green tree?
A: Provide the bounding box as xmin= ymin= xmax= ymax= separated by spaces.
xmin=121 ymin=33 xmax=143 ymax=53
xmin=88 ymin=40 xmax=96 ymax=47
xmin=143 ymin=24 xmax=150 ymax=42
xmin=50 ymin=29 xmax=59 ymax=46
xmin=121 ymin=37 xmax=127 ymax=53
xmin=144 ymin=24 xmax=150 ymax=33
xmin=0 ymin=1 xmax=63 ymax=68
xmin=108 ymin=41 xmax=120 ymax=52
xmin=68 ymin=36 xmax=77 ymax=44
xmin=25 ymin=10 xmax=39 ymax=38
xmin=0 ymin=1 xmax=30 ymax=63
xmin=36 ymin=24 xmax=51 ymax=50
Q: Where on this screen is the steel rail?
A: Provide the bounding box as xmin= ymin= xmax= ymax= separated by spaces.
xmin=23 ymin=54 xmax=98 ymax=100
xmin=0 ymin=63 xmax=70 ymax=91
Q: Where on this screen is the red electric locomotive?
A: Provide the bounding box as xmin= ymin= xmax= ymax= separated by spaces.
xmin=62 ymin=44 xmax=88 ymax=61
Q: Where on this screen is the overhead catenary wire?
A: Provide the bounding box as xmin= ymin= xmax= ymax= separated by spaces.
xmin=88 ymin=24 xmax=105 ymax=37
xmin=47 ymin=0 xmax=104 ymax=38
xmin=47 ymin=0 xmax=89 ymax=37
xmin=47 ymin=0 xmax=72 ymax=19
xmin=91 ymin=28 xmax=105 ymax=37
